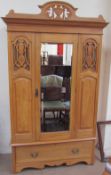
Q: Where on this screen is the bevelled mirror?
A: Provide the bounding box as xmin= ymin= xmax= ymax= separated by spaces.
xmin=40 ymin=43 xmax=73 ymax=132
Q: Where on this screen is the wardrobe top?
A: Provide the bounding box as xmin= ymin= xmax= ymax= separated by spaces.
xmin=2 ymin=1 xmax=108 ymax=29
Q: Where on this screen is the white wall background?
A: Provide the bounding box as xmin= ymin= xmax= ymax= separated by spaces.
xmin=102 ymin=0 xmax=111 ymax=157
xmin=0 ymin=0 xmax=111 ymax=154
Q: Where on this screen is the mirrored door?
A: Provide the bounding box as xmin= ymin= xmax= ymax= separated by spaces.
xmin=35 ymin=34 xmax=78 ymax=140
xmin=40 ymin=43 xmax=73 ymax=132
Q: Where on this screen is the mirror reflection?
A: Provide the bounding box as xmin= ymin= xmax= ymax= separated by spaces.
xmin=40 ymin=43 xmax=73 ymax=132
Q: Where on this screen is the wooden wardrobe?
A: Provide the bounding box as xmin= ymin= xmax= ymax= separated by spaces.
xmin=2 ymin=1 xmax=108 ymax=173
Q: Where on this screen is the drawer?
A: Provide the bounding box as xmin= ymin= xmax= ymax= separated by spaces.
xmin=16 ymin=141 xmax=93 ymax=163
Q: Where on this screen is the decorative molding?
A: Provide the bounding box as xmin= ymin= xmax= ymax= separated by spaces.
xmin=5 ymin=1 xmax=78 ymax=21
xmin=12 ymin=38 xmax=30 ymax=71
xmin=82 ymin=39 xmax=97 ymax=71
xmin=16 ymin=158 xmax=93 ymax=173
xmin=39 ymin=1 xmax=77 ymax=20
xmin=2 ymin=1 xmax=108 ymax=30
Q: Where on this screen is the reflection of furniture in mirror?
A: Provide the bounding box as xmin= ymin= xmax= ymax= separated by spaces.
xmin=62 ymin=78 xmax=71 ymax=101
xmin=48 ymin=55 xmax=63 ymax=65
xmin=3 ymin=0 xmax=108 ymax=173
xmin=41 ymin=51 xmax=48 ymax=65
xmin=41 ymin=75 xmax=70 ymax=132
xmin=42 ymin=87 xmax=70 ymax=132
xmin=41 ymin=65 xmax=71 ymax=77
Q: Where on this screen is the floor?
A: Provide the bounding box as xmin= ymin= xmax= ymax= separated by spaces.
xmin=0 ymin=150 xmax=105 ymax=175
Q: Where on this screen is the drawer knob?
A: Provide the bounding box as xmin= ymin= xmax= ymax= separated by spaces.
xmin=72 ymin=148 xmax=79 ymax=154
xmin=31 ymin=152 xmax=38 ymax=158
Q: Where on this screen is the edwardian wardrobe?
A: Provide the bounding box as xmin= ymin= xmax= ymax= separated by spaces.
xmin=2 ymin=1 xmax=107 ymax=173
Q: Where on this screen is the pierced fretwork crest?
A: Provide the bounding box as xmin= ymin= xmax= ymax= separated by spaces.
xmin=82 ymin=39 xmax=97 ymax=71
xmin=47 ymin=4 xmax=70 ymax=19
xmin=38 ymin=1 xmax=78 ymax=20
xmin=12 ymin=38 xmax=30 ymax=71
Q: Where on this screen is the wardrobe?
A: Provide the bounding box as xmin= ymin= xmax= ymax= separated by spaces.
xmin=2 ymin=1 xmax=108 ymax=173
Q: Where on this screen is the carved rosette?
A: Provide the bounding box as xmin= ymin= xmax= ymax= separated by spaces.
xmin=12 ymin=38 xmax=30 ymax=71
xmin=82 ymin=39 xmax=97 ymax=71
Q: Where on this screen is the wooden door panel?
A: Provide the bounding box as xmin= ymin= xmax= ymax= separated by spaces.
xmin=8 ymin=32 xmax=36 ymax=142
xmin=79 ymin=77 xmax=96 ymax=129
xmin=14 ymin=78 xmax=32 ymax=133
xmin=37 ymin=34 xmax=78 ymax=140
xmin=76 ymin=35 xmax=101 ymax=138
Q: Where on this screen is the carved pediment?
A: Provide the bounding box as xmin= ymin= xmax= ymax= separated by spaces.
xmin=2 ymin=1 xmax=108 ymax=29
xmin=38 ymin=1 xmax=78 ymax=20
xmin=6 ymin=1 xmax=78 ymax=21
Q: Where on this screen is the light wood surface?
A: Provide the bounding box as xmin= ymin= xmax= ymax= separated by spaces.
xmin=16 ymin=141 xmax=93 ymax=163
xmin=76 ymin=35 xmax=102 ymax=139
xmin=15 ymin=140 xmax=94 ymax=172
xmin=2 ymin=1 xmax=108 ymax=173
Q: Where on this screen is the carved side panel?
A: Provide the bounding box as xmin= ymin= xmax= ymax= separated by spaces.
xmin=9 ymin=33 xmax=35 ymax=143
xmin=76 ymin=35 xmax=101 ymax=138
xmin=82 ymin=39 xmax=97 ymax=71
xmin=12 ymin=38 xmax=30 ymax=71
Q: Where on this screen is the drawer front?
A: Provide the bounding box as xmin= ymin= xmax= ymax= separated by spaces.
xmin=16 ymin=141 xmax=93 ymax=163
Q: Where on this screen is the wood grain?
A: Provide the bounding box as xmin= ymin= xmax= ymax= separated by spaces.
xmin=2 ymin=1 xmax=107 ymax=173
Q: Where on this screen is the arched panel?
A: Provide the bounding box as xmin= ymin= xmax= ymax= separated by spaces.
xmin=14 ymin=78 xmax=32 ymax=133
xmin=79 ymin=77 xmax=97 ymax=129
xmin=76 ymin=35 xmax=101 ymax=138
xmin=13 ymin=78 xmax=34 ymax=142
xmin=9 ymin=32 xmax=36 ymax=143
